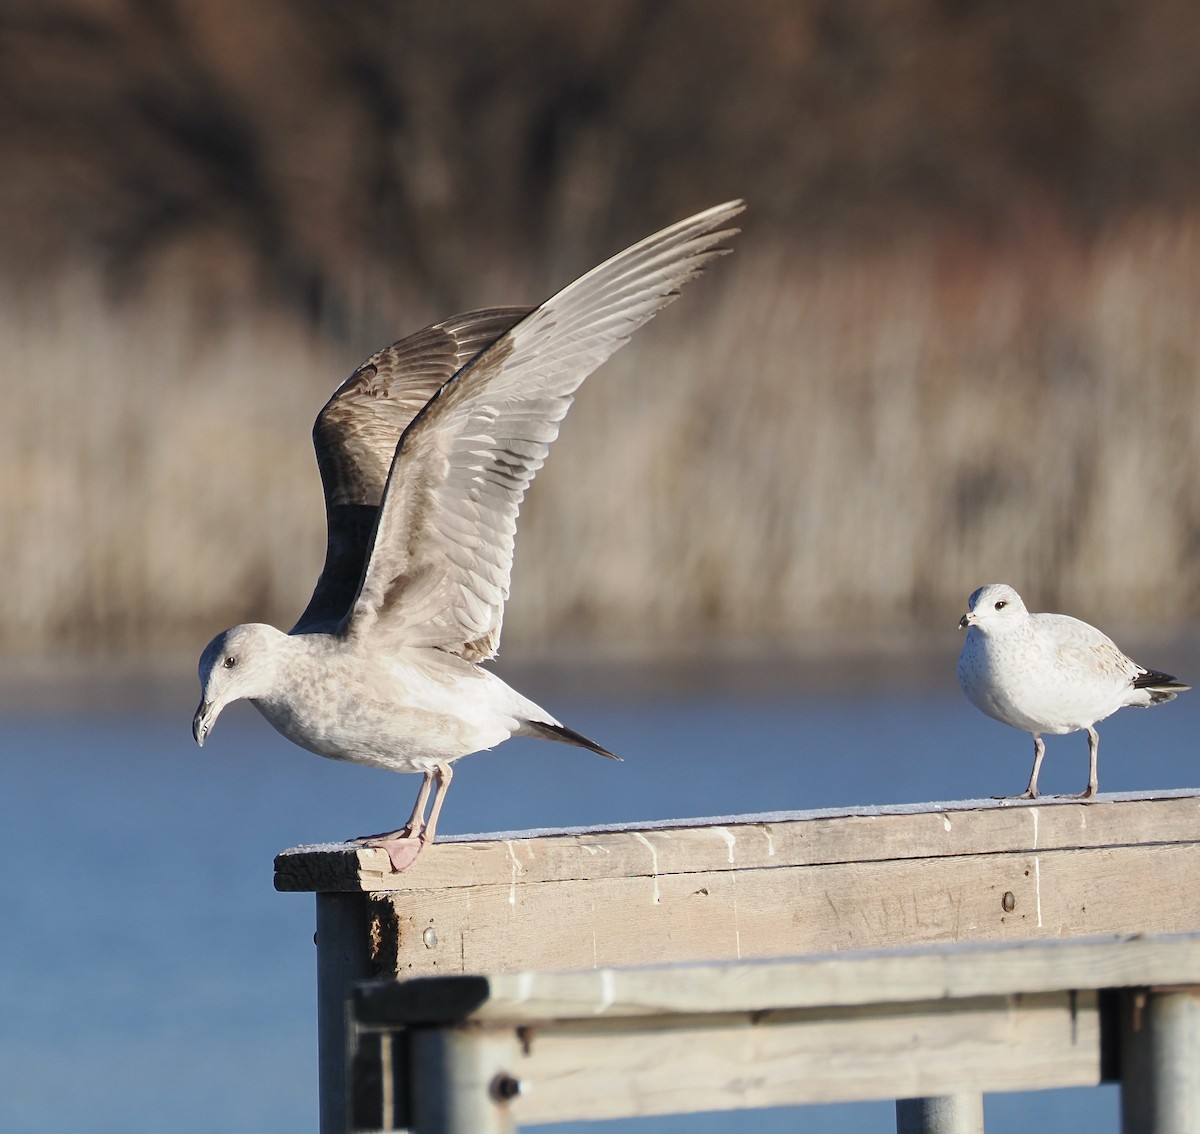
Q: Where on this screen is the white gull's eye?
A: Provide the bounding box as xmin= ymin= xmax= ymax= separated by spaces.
xmin=994 ymin=600 xmax=1007 ymax=611
xmin=223 ymin=655 xmax=238 ymax=669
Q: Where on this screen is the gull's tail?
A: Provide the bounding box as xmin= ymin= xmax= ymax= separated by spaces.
xmin=522 ymin=718 xmax=621 ymax=761
xmin=1132 ymin=667 xmax=1190 ymax=705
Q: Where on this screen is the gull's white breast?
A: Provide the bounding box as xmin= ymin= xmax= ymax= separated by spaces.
xmin=958 ymin=619 xmax=1137 ymax=736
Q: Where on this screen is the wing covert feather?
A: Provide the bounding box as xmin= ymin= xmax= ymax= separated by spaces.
xmin=346 ymin=201 xmax=744 ymax=658
xmin=291 ymin=307 xmax=530 ymax=633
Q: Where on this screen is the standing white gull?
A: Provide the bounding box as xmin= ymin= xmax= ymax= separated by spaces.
xmin=193 ymin=201 xmax=744 ymax=870
xmin=957 ymin=583 xmax=1188 ymax=800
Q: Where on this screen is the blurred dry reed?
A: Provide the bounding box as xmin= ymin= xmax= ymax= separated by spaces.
xmin=3 ymin=1 xmax=1200 ymax=660
xmin=5 ymin=208 xmax=1200 ymax=660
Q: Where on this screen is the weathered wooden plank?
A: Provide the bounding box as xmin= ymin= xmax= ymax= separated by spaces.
xmin=275 ymin=791 xmax=1200 ymax=894
xmin=367 ymin=843 xmax=1200 ymax=977
xmin=304 ymin=796 xmax=1200 ymax=1129
xmin=349 ymin=935 xmax=1200 ymax=1129
xmin=354 ymin=933 xmax=1200 ymax=1023
xmin=379 ymin=992 xmax=1100 ymax=1126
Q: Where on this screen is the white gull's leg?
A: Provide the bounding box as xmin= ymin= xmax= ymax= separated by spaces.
xmin=1073 ymin=726 xmax=1100 ymax=800
xmin=1024 ymin=735 xmax=1047 ymax=798
xmin=1000 ymin=735 xmax=1045 ymax=801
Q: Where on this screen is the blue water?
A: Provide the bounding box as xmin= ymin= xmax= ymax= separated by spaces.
xmin=3 ymin=661 xmax=1194 ymax=1133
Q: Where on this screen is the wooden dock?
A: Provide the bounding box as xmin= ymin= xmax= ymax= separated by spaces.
xmin=275 ymin=790 xmax=1200 ymax=1133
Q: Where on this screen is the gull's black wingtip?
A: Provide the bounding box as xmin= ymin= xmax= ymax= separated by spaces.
xmin=1133 ymin=666 xmax=1190 ymax=705
xmin=1133 ymin=667 xmax=1190 ymax=692
xmin=525 ymin=719 xmax=622 ymax=761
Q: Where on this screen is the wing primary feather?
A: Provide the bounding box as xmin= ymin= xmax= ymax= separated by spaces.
xmin=523 ymin=719 xmax=621 ymax=760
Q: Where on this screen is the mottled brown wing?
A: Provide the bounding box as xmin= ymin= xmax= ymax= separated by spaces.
xmin=291 ymin=308 xmax=531 ymax=633
xmin=344 ymin=201 xmax=745 ymax=661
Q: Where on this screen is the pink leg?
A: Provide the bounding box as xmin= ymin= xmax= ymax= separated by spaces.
xmin=420 ymin=763 xmax=455 ymax=846
xmin=400 ymin=770 xmax=435 ymax=833
xmin=352 ymin=771 xmax=435 ymax=871
xmin=359 ymin=763 xmax=456 ymax=872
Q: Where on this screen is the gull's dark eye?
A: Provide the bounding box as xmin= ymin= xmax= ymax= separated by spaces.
xmin=223 ymin=655 xmax=238 ymax=669
xmin=994 ymin=600 xmax=1007 ymax=611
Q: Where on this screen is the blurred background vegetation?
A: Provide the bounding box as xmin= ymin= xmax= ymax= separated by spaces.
xmin=4 ymin=0 xmax=1200 ymax=669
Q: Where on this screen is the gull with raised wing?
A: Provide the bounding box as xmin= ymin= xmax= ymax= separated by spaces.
xmin=957 ymin=583 xmax=1188 ymax=800
xmin=193 ymin=201 xmax=743 ymax=869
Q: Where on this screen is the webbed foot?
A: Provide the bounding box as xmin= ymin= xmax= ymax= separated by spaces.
xmin=351 ymin=827 xmax=426 ymax=872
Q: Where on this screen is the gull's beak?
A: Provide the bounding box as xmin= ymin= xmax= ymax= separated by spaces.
xmin=193 ymin=699 xmax=218 ymax=747
xmin=959 ymin=613 xmax=973 ymax=630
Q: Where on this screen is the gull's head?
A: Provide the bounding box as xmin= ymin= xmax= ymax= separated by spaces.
xmin=959 ymin=583 xmax=1027 ymax=633
xmin=193 ymin=623 xmax=287 ymax=747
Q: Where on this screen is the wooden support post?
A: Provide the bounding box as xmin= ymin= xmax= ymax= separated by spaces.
xmin=896 ymin=1094 xmax=985 ymax=1134
xmin=409 ymin=1028 xmax=521 ymax=1134
xmin=1120 ymin=987 xmax=1200 ymax=1134
xmin=275 ymin=795 xmax=1200 ymax=1129
xmin=317 ymin=893 xmax=372 ymax=1134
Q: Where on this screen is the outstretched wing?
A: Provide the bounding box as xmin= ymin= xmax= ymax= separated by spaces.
xmin=344 ymin=200 xmax=745 ymax=660
xmin=291 ymin=308 xmax=531 ymax=633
